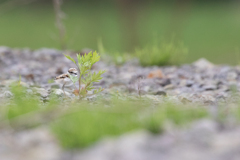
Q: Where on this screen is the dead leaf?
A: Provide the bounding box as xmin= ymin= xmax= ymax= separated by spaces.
xmin=147 ymin=70 xmax=165 ymax=79
xmin=73 ymin=89 xmax=79 ymax=95
xmin=24 ymin=74 xmax=35 ymax=82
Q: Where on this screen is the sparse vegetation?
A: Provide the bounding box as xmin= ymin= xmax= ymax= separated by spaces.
xmin=1 ymin=1 xmax=240 ymax=158
xmin=0 ymin=85 xmax=209 ymax=149
xmin=2 ymin=85 xmax=240 ymax=149
xmin=135 ymin=42 xmax=188 ymax=66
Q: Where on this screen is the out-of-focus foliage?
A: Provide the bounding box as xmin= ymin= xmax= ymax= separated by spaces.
xmin=135 ymin=42 xmax=188 ymax=66
xmin=0 ymin=85 xmax=210 ymax=149
xmin=0 ymin=84 xmax=60 ymax=129
xmin=3 ymin=86 xmax=240 ymax=149
xmin=143 ymin=103 xmax=208 ymax=133
xmin=51 ymin=99 xmax=208 ymax=148
xmin=0 ymin=1 xmax=239 ymax=64
xmin=7 ymin=85 xmax=40 ymax=119
xmin=98 ymin=39 xmax=130 ymax=65
xmin=0 ymin=0 xmax=234 ymax=4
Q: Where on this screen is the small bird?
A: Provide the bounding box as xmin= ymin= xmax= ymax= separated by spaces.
xmin=55 ymin=68 xmax=78 ymax=96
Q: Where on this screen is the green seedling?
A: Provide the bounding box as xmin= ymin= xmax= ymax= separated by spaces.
xmin=64 ymin=51 xmax=106 ymax=99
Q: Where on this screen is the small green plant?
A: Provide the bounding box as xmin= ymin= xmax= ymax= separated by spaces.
xmin=135 ymin=42 xmax=188 ymax=66
xmin=97 ymin=38 xmax=129 ymax=65
xmin=64 ymin=51 xmax=106 ymax=98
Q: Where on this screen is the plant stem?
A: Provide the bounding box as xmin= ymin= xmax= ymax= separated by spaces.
xmin=74 ymin=62 xmax=81 ymax=99
xmin=53 ymin=0 xmax=66 ymax=50
xmin=79 ymin=76 xmax=81 ymax=99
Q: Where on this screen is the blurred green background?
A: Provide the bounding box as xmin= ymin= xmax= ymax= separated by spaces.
xmin=0 ymin=0 xmax=240 ymax=64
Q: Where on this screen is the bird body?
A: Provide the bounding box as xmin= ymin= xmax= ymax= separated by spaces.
xmin=55 ymin=73 xmax=72 ymax=86
xmin=54 ymin=68 xmax=78 ymax=96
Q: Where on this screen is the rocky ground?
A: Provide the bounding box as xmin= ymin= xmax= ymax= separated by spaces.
xmin=1 ymin=46 xmax=240 ymax=104
xmin=1 ymin=47 xmax=240 ymax=160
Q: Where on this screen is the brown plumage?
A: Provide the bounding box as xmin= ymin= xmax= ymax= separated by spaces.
xmin=54 ymin=68 xmax=78 ymax=97
xmin=55 ymin=73 xmax=69 ymax=80
xmin=68 ymin=68 xmax=78 ymax=75
xmin=68 ymin=68 xmax=77 ymax=73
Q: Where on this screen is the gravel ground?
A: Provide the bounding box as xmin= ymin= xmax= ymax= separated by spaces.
xmin=1 ymin=46 xmax=240 ymax=104
xmin=1 ymin=47 xmax=240 ymax=160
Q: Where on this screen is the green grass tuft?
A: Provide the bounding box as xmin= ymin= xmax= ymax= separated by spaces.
xmin=135 ymin=42 xmax=188 ymax=66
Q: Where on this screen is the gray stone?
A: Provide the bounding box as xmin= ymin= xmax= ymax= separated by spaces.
xmin=33 ymin=87 xmax=48 ymax=98
xmin=1 ymin=80 xmax=17 ymax=86
xmin=26 ymin=89 xmax=33 ymax=95
xmin=0 ymin=127 xmax=61 ymax=160
xmin=54 ymin=89 xmax=64 ymax=96
xmin=186 ymin=80 xmax=194 ymax=87
xmin=86 ymin=95 xmax=97 ymax=101
xmin=53 ymin=89 xmax=71 ymax=97
xmin=203 ymin=84 xmax=217 ymax=91
xmin=0 ymin=46 xmax=11 ymax=54
xmin=193 ymin=58 xmax=214 ymax=69
xmin=227 ymin=71 xmax=238 ymax=81
xmin=155 ymin=78 xmax=171 ymax=87
xmin=3 ymin=91 xmax=13 ymax=98
xmin=154 ymin=90 xmax=167 ymax=96
xmin=164 ymin=84 xmax=175 ymax=90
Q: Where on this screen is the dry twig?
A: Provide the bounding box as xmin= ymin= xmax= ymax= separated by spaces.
xmin=53 ymin=0 xmax=67 ymax=50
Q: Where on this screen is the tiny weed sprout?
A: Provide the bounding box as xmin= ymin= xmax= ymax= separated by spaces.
xmin=63 ymin=51 xmax=106 ymax=99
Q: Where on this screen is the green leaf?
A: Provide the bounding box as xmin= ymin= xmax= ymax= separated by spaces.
xmin=90 ymin=51 xmax=100 ymax=66
xmin=68 ymin=74 xmax=78 ymax=83
xmin=81 ymin=78 xmax=87 ymax=84
xmin=63 ymin=54 xmax=76 ymax=64
xmin=93 ymin=87 xmax=104 ymax=94
xmin=91 ymin=70 xmax=106 ymax=82
xmin=86 ymin=83 xmax=94 ymax=91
